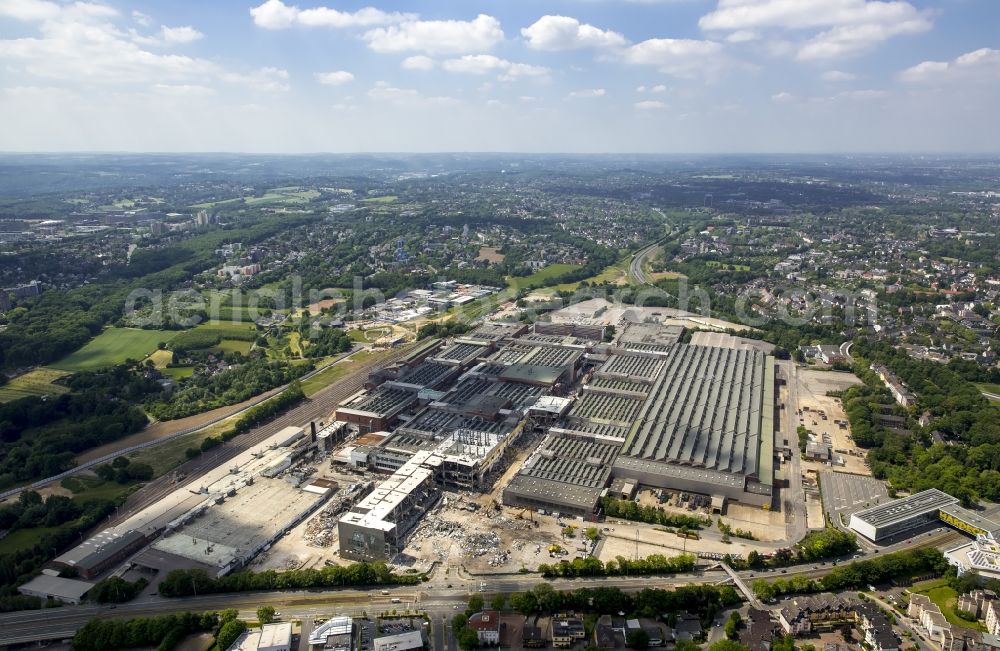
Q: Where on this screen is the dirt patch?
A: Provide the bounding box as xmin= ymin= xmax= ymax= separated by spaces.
xmin=476 ymin=247 xmax=505 ymax=263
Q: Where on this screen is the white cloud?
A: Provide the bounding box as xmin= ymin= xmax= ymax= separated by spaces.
xmin=401 ymin=55 xmax=435 ymax=70
xmin=220 ymin=67 xmax=290 ymax=92
xmin=699 ymin=0 xmax=932 ymax=60
xmin=700 ymin=0 xmax=926 ymax=31
xmin=771 ymin=88 xmax=888 ymax=103
xmin=131 ymin=10 xmax=152 ymax=27
xmin=822 ymin=70 xmax=856 ymax=82
xmin=635 ymin=99 xmax=667 ymax=110
xmin=651 ymin=84 xmax=667 ymax=93
xmin=725 ymin=30 xmax=759 ymax=43
xmin=0 ymin=0 xmax=61 ymax=22
xmin=249 ymin=0 xmax=414 ymax=30
xmin=797 ymin=19 xmax=929 ymax=61
xmin=363 ymin=14 xmax=504 ymax=55
xmin=622 ymin=38 xmax=725 ymax=78
xmin=160 ymin=25 xmax=203 ymax=44
xmin=366 ymin=80 xmax=459 ymax=107
xmin=248 ymin=0 xmax=299 ymax=29
xmin=132 ymin=25 xmax=204 ymax=47
xmin=0 ymin=3 xmax=219 ymax=84
xmin=834 ymin=89 xmax=887 ymax=100
xmin=567 ymin=88 xmax=606 ymax=98
xmin=0 ymin=2 xmax=295 ymax=94
xmin=152 ymin=84 xmax=215 ymax=97
xmin=315 ymin=70 xmax=354 ymax=85
xmin=441 ymin=54 xmax=548 ymax=80
xmin=520 ymin=15 xmax=626 ymax=51
xmin=899 ymin=48 xmax=1000 ymax=84
xmin=636 ymin=85 xmax=647 ymax=93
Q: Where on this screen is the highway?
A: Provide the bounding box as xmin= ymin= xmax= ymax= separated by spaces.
xmin=628 ymin=241 xmax=660 ymax=286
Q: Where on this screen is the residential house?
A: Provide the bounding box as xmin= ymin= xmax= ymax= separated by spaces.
xmin=779 ymin=595 xmax=856 ymax=635
xmin=858 ymin=603 xmax=899 ymax=651
xmin=522 ymin=624 xmax=547 ymax=648
xmin=468 ymin=611 xmax=501 ymax=646
xmin=551 ymin=616 xmax=586 ymax=648
xmin=908 ymin=593 xmax=956 ymax=651
xmin=740 ymin=608 xmax=779 ymax=651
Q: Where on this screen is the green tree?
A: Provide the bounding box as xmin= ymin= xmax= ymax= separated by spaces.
xmin=457 ymin=628 xmax=480 ymax=651
xmin=709 ymin=641 xmax=749 ymax=651
xmin=467 ymin=594 xmax=484 ymax=615
xmin=626 ymin=629 xmax=649 ymax=649
xmin=257 ymin=606 xmax=276 ymax=624
xmin=490 ymin=593 xmax=506 ymax=611
xmin=216 ymin=620 xmax=247 ymax=651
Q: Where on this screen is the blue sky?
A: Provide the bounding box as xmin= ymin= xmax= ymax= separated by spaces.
xmin=0 ymin=0 xmax=998 ymax=152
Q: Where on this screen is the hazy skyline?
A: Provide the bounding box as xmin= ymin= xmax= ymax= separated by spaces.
xmin=1 ymin=0 xmax=998 ymax=153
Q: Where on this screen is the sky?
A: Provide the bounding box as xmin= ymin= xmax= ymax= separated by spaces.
xmin=0 ymin=0 xmax=998 ymax=153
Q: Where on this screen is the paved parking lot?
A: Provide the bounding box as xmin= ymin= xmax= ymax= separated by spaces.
xmin=820 ymin=470 xmax=889 ymax=527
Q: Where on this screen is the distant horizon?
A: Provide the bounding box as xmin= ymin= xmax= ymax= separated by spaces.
xmin=2 ymin=150 xmax=1000 ymax=157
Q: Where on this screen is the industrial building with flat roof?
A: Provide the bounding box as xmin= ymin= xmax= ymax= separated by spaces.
xmin=503 ymin=431 xmax=621 ymax=517
xmin=850 ymin=488 xmax=1000 ymax=543
xmin=55 ymin=426 xmax=309 ymax=579
xmin=613 ymin=343 xmax=776 ymax=506
xmin=146 ymin=470 xmax=331 ymax=576
xmin=17 ymin=574 xmax=94 ymax=605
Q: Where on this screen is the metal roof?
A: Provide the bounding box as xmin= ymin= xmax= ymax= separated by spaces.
xmin=850 ymin=488 xmax=958 ymax=528
xmin=620 ymin=344 xmax=770 ymax=479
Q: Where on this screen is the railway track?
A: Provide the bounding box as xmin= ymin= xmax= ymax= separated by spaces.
xmin=106 ymin=345 xmax=416 ymax=527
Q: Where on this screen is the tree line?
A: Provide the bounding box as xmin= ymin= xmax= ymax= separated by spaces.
xmin=145 ymin=358 xmax=312 ymax=421
xmin=157 ymin=561 xmax=420 ymax=597
xmin=0 ymin=365 xmax=158 ymax=490
xmin=72 ymin=610 xmax=233 ymax=651
xmin=0 ymin=495 xmax=116 ymax=612
xmin=752 ymin=547 xmax=948 ymax=601
xmin=600 ymin=496 xmax=713 ymax=530
xmin=538 ymin=553 xmax=695 ymax=578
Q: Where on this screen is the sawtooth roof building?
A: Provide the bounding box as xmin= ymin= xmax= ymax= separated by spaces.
xmin=613 ymin=343 xmax=776 ymax=507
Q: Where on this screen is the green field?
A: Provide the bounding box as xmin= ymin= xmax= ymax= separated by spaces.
xmin=52 ymin=328 xmax=179 ymax=371
xmin=60 ymin=476 xmax=137 ymax=503
xmin=214 ymin=339 xmax=253 ymax=355
xmin=190 ymin=186 xmax=320 ymax=209
xmin=705 ymin=260 xmax=752 ymax=271
xmin=506 ymin=264 xmax=583 ymax=291
xmin=172 ymin=321 xmax=257 ymax=350
xmin=360 ymin=195 xmax=398 ymax=204
xmin=912 ymin=579 xmax=986 ymax=632
xmin=161 ymin=366 xmax=196 ymax=380
xmin=0 ymin=368 xmax=69 ymax=402
xmin=976 ymin=383 xmax=1000 ymax=400
xmin=0 ymin=526 xmax=61 ymax=554
xmin=245 ymin=188 xmax=320 ymax=205
xmin=300 ymin=349 xmax=389 ymax=397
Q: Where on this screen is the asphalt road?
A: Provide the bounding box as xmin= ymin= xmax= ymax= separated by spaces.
xmin=629 ymin=241 xmax=661 ymax=286
xmin=0 ymin=526 xmax=967 ymax=646
xmin=781 ymin=361 xmax=809 ymax=546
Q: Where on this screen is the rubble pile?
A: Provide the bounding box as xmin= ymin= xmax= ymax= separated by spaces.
xmin=461 ymin=531 xmax=501 ymax=558
xmin=303 ymin=500 xmax=351 ymax=547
